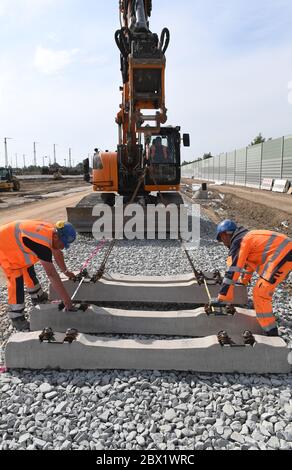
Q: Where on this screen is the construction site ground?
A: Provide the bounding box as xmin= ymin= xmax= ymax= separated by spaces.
xmin=0 ymin=178 xmax=91 ymax=286
xmin=182 ymin=179 xmax=292 ymax=238
xmin=1 ymin=176 xmax=291 ymax=231
xmin=0 ymin=179 xmax=292 ymax=451
xmin=0 ymin=178 xmax=91 ymax=225
xmin=0 ymin=179 xmax=291 ymax=286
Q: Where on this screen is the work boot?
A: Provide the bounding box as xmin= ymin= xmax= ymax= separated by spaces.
xmin=11 ymin=316 xmax=30 ymax=332
xmin=266 ymin=327 xmax=279 ymax=337
xmin=246 ymin=299 xmax=254 ymax=310
xmin=31 ymin=291 xmax=49 ymax=306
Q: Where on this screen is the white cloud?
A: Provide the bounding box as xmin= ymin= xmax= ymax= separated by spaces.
xmin=34 ymin=46 xmax=79 ymax=75
xmin=0 ymin=0 xmax=58 ymax=20
xmin=82 ymin=55 xmax=108 ymax=66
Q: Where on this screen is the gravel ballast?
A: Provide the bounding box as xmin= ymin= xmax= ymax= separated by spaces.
xmin=0 ymin=211 xmax=291 ymax=450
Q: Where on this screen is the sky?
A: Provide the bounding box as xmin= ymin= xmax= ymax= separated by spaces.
xmin=0 ymin=0 xmax=292 ymax=166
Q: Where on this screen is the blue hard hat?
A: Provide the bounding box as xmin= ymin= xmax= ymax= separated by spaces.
xmin=55 ymin=221 xmax=76 ymax=249
xmin=216 ymin=220 xmax=237 ymax=241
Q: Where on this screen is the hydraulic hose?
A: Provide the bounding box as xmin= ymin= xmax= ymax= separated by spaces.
xmin=115 ymin=30 xmax=127 ymax=57
xmin=159 ymin=28 xmax=170 ymax=54
xmin=115 ymin=28 xmax=131 ymax=57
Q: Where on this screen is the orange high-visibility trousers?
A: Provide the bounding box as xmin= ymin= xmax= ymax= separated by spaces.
xmin=253 ymin=251 xmax=292 ymax=333
xmin=1 ymin=261 xmax=41 ymax=319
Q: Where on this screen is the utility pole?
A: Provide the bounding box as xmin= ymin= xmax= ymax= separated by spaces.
xmin=23 ymin=154 xmax=26 ymax=169
xmin=69 ymin=148 xmax=72 ymax=168
xmin=88 ymin=152 xmax=93 ymax=169
xmin=53 ymin=144 xmax=57 ymax=164
xmin=4 ymin=137 xmax=12 ymax=168
xmin=33 ymin=142 xmax=38 ymax=167
xmin=15 ymin=153 xmax=18 ymax=169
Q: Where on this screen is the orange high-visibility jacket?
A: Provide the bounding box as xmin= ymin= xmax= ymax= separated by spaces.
xmin=219 ymin=228 xmax=292 ymax=302
xmin=0 ymin=221 xmax=54 ymax=269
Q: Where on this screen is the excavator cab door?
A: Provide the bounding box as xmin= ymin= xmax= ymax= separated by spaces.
xmin=92 ymin=151 xmax=118 ymax=193
xmin=83 ymin=158 xmax=90 ymax=183
xmin=144 ymin=128 xmax=182 ymax=188
xmin=183 ymin=134 xmax=190 ymax=147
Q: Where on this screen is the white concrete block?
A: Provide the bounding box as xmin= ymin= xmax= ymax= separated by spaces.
xmin=50 ymin=273 xmax=248 ymax=306
xmin=30 ymin=304 xmax=264 ymax=336
xmin=261 ymin=178 xmax=274 ymax=191
xmin=5 ymin=332 xmax=291 ymax=374
xmin=272 ymin=179 xmax=290 ymax=193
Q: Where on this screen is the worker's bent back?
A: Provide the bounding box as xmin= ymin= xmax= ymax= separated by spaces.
xmin=0 ymin=221 xmax=54 ymax=270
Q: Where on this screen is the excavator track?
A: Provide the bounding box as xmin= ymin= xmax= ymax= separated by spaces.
xmin=66 ymin=193 xmax=104 ymax=233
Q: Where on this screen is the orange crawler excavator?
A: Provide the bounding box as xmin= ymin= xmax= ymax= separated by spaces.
xmin=67 ymin=0 xmax=190 ymax=231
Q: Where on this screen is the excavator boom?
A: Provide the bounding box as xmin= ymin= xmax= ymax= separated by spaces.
xmin=67 ymin=1 xmax=190 ymax=231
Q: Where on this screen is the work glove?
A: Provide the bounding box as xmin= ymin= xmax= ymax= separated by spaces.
xmin=209 ymin=298 xmax=226 ymax=308
xmin=239 ymin=276 xmax=251 ymax=286
xmin=63 ymin=300 xmax=78 ymax=312
xmin=58 ymin=301 xmax=78 ymax=312
xmin=63 ymin=270 xmax=77 ymax=280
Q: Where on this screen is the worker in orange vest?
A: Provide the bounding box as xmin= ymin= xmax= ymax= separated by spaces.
xmin=210 ymin=220 xmax=292 ymax=336
xmin=0 ymin=220 xmax=77 ymax=331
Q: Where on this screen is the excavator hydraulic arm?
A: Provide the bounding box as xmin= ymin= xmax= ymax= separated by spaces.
xmin=116 ymin=0 xmax=170 ymax=148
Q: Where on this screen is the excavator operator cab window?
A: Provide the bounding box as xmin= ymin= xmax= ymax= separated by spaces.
xmin=144 ymin=133 xmax=180 ymax=186
xmin=0 ymin=168 xmax=10 ymax=181
xmin=149 ymin=136 xmax=171 ymax=163
xmin=93 ymin=151 xmax=103 ymax=170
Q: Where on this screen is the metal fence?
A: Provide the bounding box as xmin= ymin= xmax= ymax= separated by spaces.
xmin=182 ymin=135 xmax=292 ymax=188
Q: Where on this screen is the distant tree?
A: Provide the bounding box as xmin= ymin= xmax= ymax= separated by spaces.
xmin=250 ymin=133 xmax=266 ymax=146
xmin=49 ymin=163 xmax=61 ymax=170
xmin=41 ymin=167 xmax=50 ymax=175
xmin=203 ymin=152 xmax=213 ymax=160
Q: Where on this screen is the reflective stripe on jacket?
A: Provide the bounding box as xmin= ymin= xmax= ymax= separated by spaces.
xmin=219 ymin=228 xmax=292 ymax=302
xmin=0 ymin=220 xmax=54 ymax=269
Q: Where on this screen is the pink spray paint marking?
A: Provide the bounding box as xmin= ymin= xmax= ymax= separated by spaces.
xmin=80 ymin=239 xmax=107 ymax=272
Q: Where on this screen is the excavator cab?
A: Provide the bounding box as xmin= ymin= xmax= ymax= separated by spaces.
xmin=0 ymin=168 xmax=12 ymax=182
xmin=144 ymin=127 xmax=190 ymax=191
xmin=0 ymin=168 xmax=20 ymax=191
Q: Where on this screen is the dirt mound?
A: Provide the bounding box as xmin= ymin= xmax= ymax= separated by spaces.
xmin=209 ymin=191 xmax=292 ymax=238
